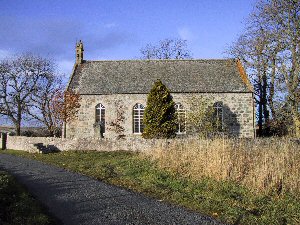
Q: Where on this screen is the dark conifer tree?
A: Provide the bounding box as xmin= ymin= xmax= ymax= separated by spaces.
xmin=142 ymin=79 xmax=177 ymax=139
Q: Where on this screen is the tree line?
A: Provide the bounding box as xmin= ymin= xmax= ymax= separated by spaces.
xmin=227 ymin=0 xmax=300 ymax=136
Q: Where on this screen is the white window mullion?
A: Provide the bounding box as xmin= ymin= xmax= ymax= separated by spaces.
xmin=133 ymin=103 xmax=145 ymax=134
xmin=175 ymin=103 xmax=186 ymax=134
xmin=95 ymin=103 xmax=105 ymax=133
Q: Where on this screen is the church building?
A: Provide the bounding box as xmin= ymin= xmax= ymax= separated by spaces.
xmin=65 ymin=41 xmax=255 ymax=139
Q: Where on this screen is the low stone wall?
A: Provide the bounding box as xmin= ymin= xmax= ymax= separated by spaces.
xmin=0 ymin=136 xmax=181 ymax=153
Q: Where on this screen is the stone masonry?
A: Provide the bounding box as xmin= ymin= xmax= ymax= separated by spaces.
xmin=66 ymin=92 xmax=254 ymax=139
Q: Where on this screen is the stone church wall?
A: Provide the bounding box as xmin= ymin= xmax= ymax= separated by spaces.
xmin=66 ymin=92 xmax=255 ymax=139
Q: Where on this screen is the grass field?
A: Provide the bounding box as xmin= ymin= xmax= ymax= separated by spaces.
xmin=144 ymin=137 xmax=300 ymax=195
xmin=2 ymin=145 xmax=299 ymax=225
xmin=0 ymin=170 xmax=57 ymax=225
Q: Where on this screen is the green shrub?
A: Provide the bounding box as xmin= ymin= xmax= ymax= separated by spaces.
xmin=186 ymin=95 xmax=224 ymax=137
xmin=142 ymin=79 xmax=177 ymax=139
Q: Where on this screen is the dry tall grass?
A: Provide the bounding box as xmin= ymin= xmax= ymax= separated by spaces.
xmin=142 ymin=137 xmax=300 ymax=195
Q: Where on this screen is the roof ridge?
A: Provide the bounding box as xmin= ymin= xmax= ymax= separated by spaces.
xmin=83 ymin=58 xmax=236 ymax=63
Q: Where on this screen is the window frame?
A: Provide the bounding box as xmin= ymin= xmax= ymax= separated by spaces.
xmin=175 ymin=102 xmax=186 ymax=134
xmin=213 ymin=101 xmax=223 ymax=131
xmin=95 ymin=103 xmax=106 ymax=133
xmin=133 ymin=103 xmax=145 ymax=134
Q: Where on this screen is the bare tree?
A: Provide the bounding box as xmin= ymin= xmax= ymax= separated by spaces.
xmin=140 ymin=38 xmax=192 ymax=59
xmin=251 ymin=0 xmax=300 ymax=136
xmin=27 ymin=74 xmax=64 ymax=136
xmin=227 ymin=0 xmax=300 ymax=136
xmin=267 ymin=0 xmax=300 ymax=136
xmin=0 ymin=54 xmax=54 ymax=135
xmin=228 ymin=26 xmax=275 ymax=135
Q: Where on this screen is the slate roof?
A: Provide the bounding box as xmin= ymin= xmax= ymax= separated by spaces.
xmin=67 ymin=59 xmax=252 ymax=94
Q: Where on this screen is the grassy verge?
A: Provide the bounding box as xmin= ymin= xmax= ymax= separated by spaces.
xmin=0 ymin=170 xmax=57 ymax=225
xmin=2 ymin=150 xmax=300 ymax=225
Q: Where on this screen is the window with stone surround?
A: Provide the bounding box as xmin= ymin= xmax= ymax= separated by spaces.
xmin=133 ymin=103 xmax=145 ymax=134
xmin=95 ymin=103 xmax=105 ymax=133
xmin=175 ymin=103 xmax=186 ymax=134
xmin=213 ymin=101 xmax=223 ymax=131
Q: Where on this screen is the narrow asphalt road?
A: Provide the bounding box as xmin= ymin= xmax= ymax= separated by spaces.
xmin=0 ymin=154 xmax=224 ymax=225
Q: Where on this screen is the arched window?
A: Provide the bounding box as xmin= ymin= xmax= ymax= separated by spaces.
xmin=95 ymin=103 xmax=105 ymax=133
xmin=213 ymin=101 xmax=223 ymax=131
xmin=133 ymin=103 xmax=145 ymax=134
xmin=175 ymin=103 xmax=186 ymax=134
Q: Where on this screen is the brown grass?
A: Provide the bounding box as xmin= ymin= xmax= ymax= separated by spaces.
xmin=141 ymin=137 xmax=300 ymax=195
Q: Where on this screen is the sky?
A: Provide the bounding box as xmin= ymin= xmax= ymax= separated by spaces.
xmin=0 ymin=0 xmax=256 ymax=77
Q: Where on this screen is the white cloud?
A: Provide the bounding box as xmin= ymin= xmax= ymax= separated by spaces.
xmin=178 ymin=27 xmax=195 ymax=41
